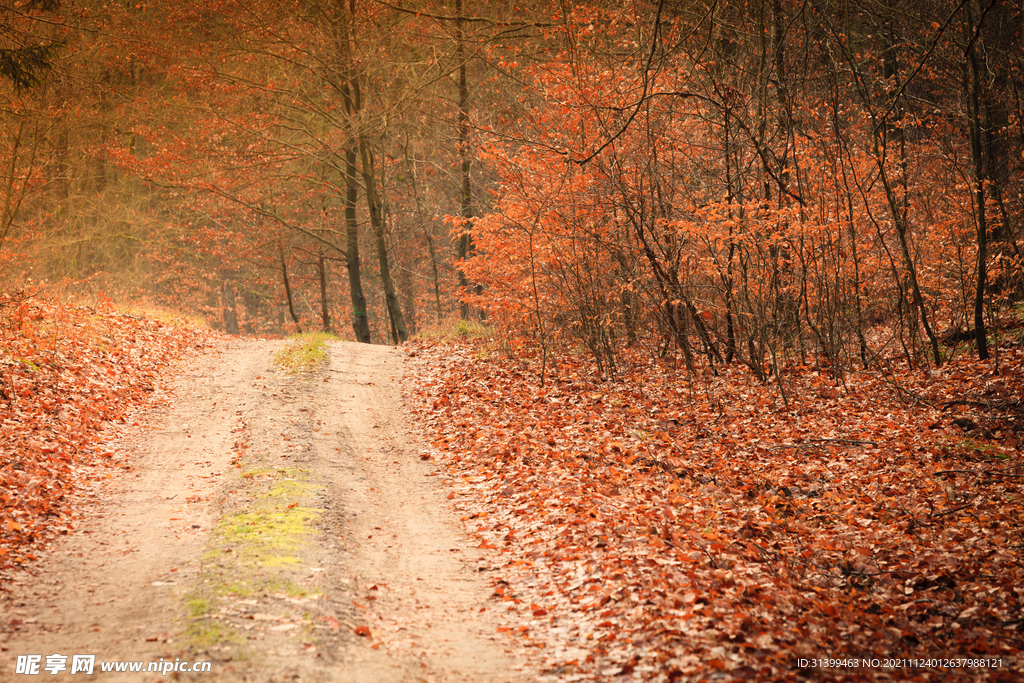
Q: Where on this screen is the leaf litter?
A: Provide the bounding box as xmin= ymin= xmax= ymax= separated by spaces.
xmin=405 ymin=338 xmax=1023 ymax=682
xmin=1 ymin=294 xmax=213 ymax=577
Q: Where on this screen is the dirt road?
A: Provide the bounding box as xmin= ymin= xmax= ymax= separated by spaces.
xmin=1 ymin=339 xmax=527 ymax=682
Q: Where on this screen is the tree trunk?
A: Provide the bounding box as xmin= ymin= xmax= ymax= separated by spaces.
xmin=425 ymin=229 xmax=443 ymax=323
xmin=873 ymin=17 xmax=941 ymax=365
xmin=722 ymin=102 xmax=738 ymax=364
xmin=337 ymin=0 xmax=405 ymax=343
xmin=0 ymin=119 xmax=38 ymax=256
xmin=280 ymin=247 xmax=302 ymax=334
xmin=344 ymin=147 xmax=371 ymax=343
xmin=331 ymin=0 xmax=372 ymax=343
xmin=455 ymin=0 xmax=474 ymax=319
xmin=401 ymin=137 xmax=441 ymax=325
xmin=358 ymin=135 xmax=408 ymax=343
xmin=400 ymin=261 xmax=417 ymax=337
xmin=963 ymin=1 xmax=990 ymax=360
xmin=318 ymin=247 xmax=333 ymax=334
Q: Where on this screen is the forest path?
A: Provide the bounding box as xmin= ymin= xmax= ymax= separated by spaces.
xmin=1 ymin=338 xmax=526 ymax=682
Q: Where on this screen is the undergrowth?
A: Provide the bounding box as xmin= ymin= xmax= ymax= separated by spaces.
xmin=412 ymin=316 xmax=493 ymax=342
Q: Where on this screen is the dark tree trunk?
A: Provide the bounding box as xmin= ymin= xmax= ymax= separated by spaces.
xmin=455 ymin=0 xmax=475 ymax=319
xmin=964 ymin=1 xmax=990 ymax=360
xmin=280 ymin=247 xmax=302 ymax=334
xmin=344 ymin=147 xmax=371 ymax=343
xmin=358 ymin=135 xmax=408 ymax=343
xmin=318 ymin=247 xmax=332 ymax=334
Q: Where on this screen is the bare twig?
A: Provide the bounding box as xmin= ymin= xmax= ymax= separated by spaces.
xmin=809 ymin=437 xmax=879 ymax=447
xmin=770 ymin=438 xmax=878 ymax=449
xmin=692 ymin=538 xmax=718 ymax=569
xmin=930 ymin=504 xmax=974 ymax=519
xmin=874 ymin=373 xmax=937 ymax=407
xmin=942 ymin=398 xmax=1020 ymax=411
xmin=0 ymin=289 xmax=35 ymax=309
xmin=941 ymin=399 xmax=993 ymax=410
xmin=935 ymin=468 xmax=1024 ymax=479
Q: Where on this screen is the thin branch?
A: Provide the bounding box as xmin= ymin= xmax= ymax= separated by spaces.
xmin=809 ymin=438 xmax=878 ymax=447
xmin=375 ymin=1 xmax=556 ymax=27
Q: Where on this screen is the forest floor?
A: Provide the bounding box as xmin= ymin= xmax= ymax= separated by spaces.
xmin=2 ymin=298 xmax=1023 ymax=682
xmin=1 ymin=322 xmax=529 ymax=682
xmin=402 ymin=336 xmax=1024 ymax=682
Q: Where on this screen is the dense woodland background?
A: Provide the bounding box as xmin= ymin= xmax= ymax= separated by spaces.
xmin=2 ymin=0 xmax=1022 ymax=371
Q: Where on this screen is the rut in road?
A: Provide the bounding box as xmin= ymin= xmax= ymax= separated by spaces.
xmin=0 ymin=339 xmax=528 ymax=682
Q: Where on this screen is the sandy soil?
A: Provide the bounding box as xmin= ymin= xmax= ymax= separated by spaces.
xmin=0 ymin=339 xmax=527 ymax=682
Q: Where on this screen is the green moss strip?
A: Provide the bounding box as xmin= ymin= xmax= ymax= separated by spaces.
xmin=183 ymin=466 xmax=325 ymax=651
xmin=272 ymin=332 xmax=335 ymax=374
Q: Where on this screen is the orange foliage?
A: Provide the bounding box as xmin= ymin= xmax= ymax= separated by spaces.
xmin=463 ymin=1 xmax=1024 ymax=376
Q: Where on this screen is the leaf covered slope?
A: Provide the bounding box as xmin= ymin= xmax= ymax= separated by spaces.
xmin=407 ymin=340 xmax=1023 ymax=682
xmin=0 ymin=294 xmax=213 ymax=572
